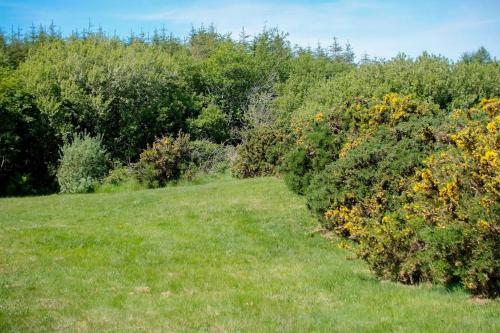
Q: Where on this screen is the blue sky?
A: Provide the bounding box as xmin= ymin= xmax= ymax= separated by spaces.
xmin=1 ymin=0 xmax=499 ymax=60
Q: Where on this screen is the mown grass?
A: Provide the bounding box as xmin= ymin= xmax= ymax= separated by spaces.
xmin=0 ymin=177 xmax=498 ymax=332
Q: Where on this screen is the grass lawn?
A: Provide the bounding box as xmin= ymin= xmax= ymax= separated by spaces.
xmin=0 ymin=177 xmax=498 ymax=332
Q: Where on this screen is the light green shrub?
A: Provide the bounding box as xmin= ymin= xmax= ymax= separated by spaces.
xmin=56 ymin=133 xmax=109 ymax=193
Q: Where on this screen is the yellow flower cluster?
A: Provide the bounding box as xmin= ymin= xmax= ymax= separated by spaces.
xmin=480 ymin=98 xmax=500 ymax=117
xmin=486 ymin=118 xmax=497 ymax=134
xmin=324 ymin=205 xmax=366 ymax=239
xmin=477 ymin=219 xmax=490 ymax=231
xmin=408 ymin=98 xmax=499 ymax=230
xmin=291 ymin=119 xmax=308 ymax=146
xmin=438 ymin=179 xmax=459 ymax=208
xmin=339 ymin=132 xmax=372 ymax=159
xmin=413 ymin=167 xmax=440 ymax=195
xmin=481 ymin=149 xmax=498 ymax=166
xmin=314 ymin=112 xmax=325 ymax=122
xmin=373 ymin=93 xmax=419 ymax=125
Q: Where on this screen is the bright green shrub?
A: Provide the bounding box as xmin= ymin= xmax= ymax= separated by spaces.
xmin=95 ymin=164 xmax=143 ymax=193
xmin=273 ymin=50 xmax=353 ymax=122
xmin=188 ymin=104 xmax=229 ymax=143
xmin=449 ymin=61 xmax=500 ymax=109
xmin=201 ymin=41 xmax=258 ymax=125
xmin=232 ymin=125 xmax=289 ymax=178
xmin=19 ymin=37 xmax=199 ymax=160
xmin=134 ymin=133 xmax=191 ymax=187
xmin=56 ymin=133 xmax=109 ymax=193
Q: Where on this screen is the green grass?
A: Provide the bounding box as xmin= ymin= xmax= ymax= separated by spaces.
xmin=0 ymin=177 xmax=498 ymax=332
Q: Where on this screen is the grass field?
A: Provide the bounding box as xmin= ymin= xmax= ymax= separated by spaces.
xmin=1 ymin=177 xmax=498 ymax=332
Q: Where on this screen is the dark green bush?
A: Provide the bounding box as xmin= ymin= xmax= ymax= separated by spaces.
xmin=399 ymin=99 xmax=499 ymax=297
xmin=298 ymin=96 xmax=499 ymax=297
xmin=0 ymin=68 xmax=59 ymax=195
xmin=56 ymin=133 xmax=109 ymax=193
xmin=282 ymin=116 xmax=344 ymax=194
xmin=306 ymin=117 xmax=442 ymax=223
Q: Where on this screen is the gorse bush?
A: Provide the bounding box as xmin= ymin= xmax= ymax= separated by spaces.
xmin=56 ymin=133 xmax=109 ymax=193
xmin=134 ymin=133 xmax=191 ymax=187
xmin=133 ymin=134 xmax=231 ymax=186
xmin=287 ymin=96 xmax=499 ymax=297
xmin=401 ymin=99 xmax=499 ymax=296
xmin=306 ymin=94 xmax=442 ymax=223
xmin=282 ymin=113 xmax=344 ymax=194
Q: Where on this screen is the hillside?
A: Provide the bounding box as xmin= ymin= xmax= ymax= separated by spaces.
xmin=1 ymin=177 xmax=498 ymax=332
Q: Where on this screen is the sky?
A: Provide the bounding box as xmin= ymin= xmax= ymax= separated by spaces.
xmin=1 ymin=0 xmax=499 ymax=60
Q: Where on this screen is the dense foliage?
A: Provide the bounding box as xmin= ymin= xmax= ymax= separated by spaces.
xmin=0 ymin=67 xmax=58 ymax=195
xmin=402 ymin=99 xmax=499 ymax=296
xmin=0 ymin=24 xmax=498 ymax=296
xmin=134 ymin=133 xmax=191 ymax=188
xmin=232 ymin=125 xmax=289 ymax=178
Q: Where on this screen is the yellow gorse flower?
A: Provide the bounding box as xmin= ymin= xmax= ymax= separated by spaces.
xmin=477 ymin=219 xmax=490 ymax=231
xmin=314 ymin=112 xmax=324 ymax=122
xmin=486 ymin=121 xmax=496 ymax=134
xmin=481 ymin=149 xmax=497 ymax=165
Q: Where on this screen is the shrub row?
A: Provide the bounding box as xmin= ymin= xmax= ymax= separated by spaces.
xmin=56 ymin=132 xmax=232 ymax=193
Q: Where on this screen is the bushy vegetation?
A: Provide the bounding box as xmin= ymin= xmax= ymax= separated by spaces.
xmin=282 ymin=95 xmax=499 ymax=297
xmin=0 ymin=67 xmax=58 ymax=195
xmin=189 ymin=139 xmax=231 ymax=174
xmin=0 ymin=23 xmax=498 ymax=296
xmin=188 ymin=104 xmax=229 ymax=143
xmin=0 ymin=25 xmax=297 ymax=193
xmin=402 ymin=99 xmax=499 ymax=296
xmin=133 ymin=133 xmax=191 ymax=188
xmin=232 ymin=125 xmax=289 ymax=177
xmin=56 ymin=133 xmax=108 ymax=193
